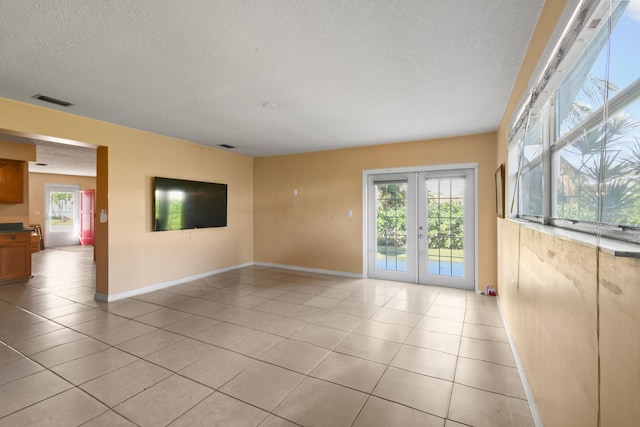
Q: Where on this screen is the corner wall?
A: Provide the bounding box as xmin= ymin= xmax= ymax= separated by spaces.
xmin=254 ymin=132 xmax=498 ymax=287
xmin=0 ymin=97 xmax=254 ymax=296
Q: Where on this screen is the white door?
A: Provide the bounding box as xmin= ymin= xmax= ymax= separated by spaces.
xmin=367 ymin=174 xmax=417 ymax=283
xmin=44 ymin=185 xmax=80 ymax=247
xmin=418 ymin=170 xmax=475 ymax=289
xmin=367 ymin=168 xmax=476 ymax=290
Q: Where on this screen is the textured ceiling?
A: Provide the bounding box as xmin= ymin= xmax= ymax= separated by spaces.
xmin=0 ymin=0 xmax=543 ymax=159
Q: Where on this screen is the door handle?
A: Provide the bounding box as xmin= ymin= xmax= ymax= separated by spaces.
xmin=419 ymin=234 xmax=424 ymax=239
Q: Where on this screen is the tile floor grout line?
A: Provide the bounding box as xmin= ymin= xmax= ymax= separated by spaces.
xmin=444 ymin=304 xmax=465 ymax=422
xmin=0 ymin=341 xmax=110 ymax=421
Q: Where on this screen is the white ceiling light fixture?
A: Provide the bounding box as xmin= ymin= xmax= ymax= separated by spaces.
xmin=262 ymin=102 xmax=278 ymax=109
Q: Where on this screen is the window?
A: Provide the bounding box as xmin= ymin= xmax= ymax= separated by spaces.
xmin=519 ymin=113 xmax=543 ymax=218
xmin=510 ymin=0 xmax=640 ymax=243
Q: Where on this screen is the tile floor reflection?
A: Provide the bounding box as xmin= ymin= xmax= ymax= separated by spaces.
xmin=0 ymin=246 xmax=534 ymax=426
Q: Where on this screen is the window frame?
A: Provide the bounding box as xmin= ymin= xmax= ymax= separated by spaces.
xmin=509 ymin=0 xmax=640 ymax=245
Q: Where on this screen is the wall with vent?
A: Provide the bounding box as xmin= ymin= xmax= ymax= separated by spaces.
xmin=0 ymin=97 xmax=254 ymax=297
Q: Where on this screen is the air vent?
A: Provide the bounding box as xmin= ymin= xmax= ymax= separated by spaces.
xmin=217 ymin=144 xmax=236 ymax=149
xmin=31 ymin=94 xmax=73 ymax=107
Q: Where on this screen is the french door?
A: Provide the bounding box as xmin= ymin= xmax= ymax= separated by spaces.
xmin=367 ymin=168 xmax=475 ymax=290
xmin=44 ymin=184 xmax=80 ymax=247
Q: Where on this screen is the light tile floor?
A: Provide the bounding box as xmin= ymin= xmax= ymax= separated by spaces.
xmin=0 ymin=247 xmax=534 ymax=426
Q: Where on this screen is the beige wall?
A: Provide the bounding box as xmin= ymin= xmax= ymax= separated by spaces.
xmin=0 ymin=140 xmax=36 ymax=225
xmin=498 ymin=221 xmax=599 ymax=426
xmin=498 ymin=220 xmax=640 ymax=427
xmin=598 ymin=252 xmax=640 ymax=426
xmin=0 ymin=139 xmax=36 ymax=161
xmin=254 ymin=132 xmax=498 ymax=287
xmin=28 ymin=172 xmax=96 ymax=227
xmin=0 ymin=97 xmax=254 ymax=296
xmin=496 ymin=1 xmax=640 ymax=426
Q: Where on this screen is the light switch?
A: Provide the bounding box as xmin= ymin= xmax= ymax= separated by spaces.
xmin=347 ymin=209 xmax=352 ymax=217
xmin=293 ymin=188 xmax=298 ymax=196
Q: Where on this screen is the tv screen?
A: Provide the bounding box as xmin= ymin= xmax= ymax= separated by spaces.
xmin=153 ymin=177 xmax=227 ymax=231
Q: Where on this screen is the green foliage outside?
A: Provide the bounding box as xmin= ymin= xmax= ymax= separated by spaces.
xmin=376 ymin=183 xmax=407 ymax=248
xmin=376 ymin=182 xmax=464 ymax=252
xmin=554 ymin=77 xmax=640 ymax=226
xmin=49 ymin=191 xmax=74 ymax=226
xmin=427 ymin=197 xmax=464 ymax=250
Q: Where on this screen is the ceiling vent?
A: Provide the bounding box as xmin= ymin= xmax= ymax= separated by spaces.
xmin=217 ymin=144 xmax=236 ymax=149
xmin=31 ymin=94 xmax=73 ymax=107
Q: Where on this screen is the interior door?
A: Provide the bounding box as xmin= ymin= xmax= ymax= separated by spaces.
xmin=44 ymin=185 xmax=80 ymax=247
xmin=367 ymin=168 xmax=475 ymax=290
xmin=79 ymin=189 xmax=95 ymax=246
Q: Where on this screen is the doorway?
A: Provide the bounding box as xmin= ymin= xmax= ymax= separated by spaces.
xmin=366 ymin=166 xmax=476 ymax=290
xmin=44 ymin=184 xmax=80 ymax=247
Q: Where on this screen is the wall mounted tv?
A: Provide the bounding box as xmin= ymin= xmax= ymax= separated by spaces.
xmin=153 ymin=177 xmax=227 ymax=231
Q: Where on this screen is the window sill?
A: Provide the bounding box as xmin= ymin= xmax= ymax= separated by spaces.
xmin=508 ymin=218 xmax=640 ymax=259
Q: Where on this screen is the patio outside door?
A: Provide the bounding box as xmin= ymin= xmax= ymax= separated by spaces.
xmin=367 ymin=168 xmax=475 ymax=290
xmin=44 ymin=184 xmax=80 ymax=247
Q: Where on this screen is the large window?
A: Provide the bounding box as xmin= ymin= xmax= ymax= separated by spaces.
xmin=510 ymin=0 xmax=640 ymax=243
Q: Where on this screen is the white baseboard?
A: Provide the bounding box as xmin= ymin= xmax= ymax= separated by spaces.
xmin=94 ymin=262 xmax=254 ymax=302
xmin=94 ymin=261 xmax=363 ymax=302
xmin=496 ymin=296 xmax=544 ymax=427
xmin=253 ymin=262 xmax=364 ymax=279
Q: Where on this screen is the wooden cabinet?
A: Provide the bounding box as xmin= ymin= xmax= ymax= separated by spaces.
xmin=0 ymin=232 xmax=31 ymax=283
xmin=30 ymin=232 xmax=41 ymax=253
xmin=0 ymin=159 xmax=25 ymax=203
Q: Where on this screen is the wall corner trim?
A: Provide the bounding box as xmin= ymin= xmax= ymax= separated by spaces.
xmin=93 ymin=261 xmax=254 ymax=302
xmin=497 ymin=295 xmax=544 ymax=427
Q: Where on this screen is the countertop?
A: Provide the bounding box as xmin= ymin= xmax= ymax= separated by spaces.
xmin=0 ymin=229 xmax=33 ymax=234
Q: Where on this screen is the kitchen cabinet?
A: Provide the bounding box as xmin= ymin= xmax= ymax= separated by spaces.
xmin=0 ymin=231 xmax=31 ymax=283
xmin=0 ymin=159 xmax=25 ymax=203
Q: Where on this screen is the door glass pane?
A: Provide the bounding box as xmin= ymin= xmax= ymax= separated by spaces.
xmin=375 ymin=182 xmax=407 ymax=272
xmin=427 ymin=178 xmax=464 ymax=277
xmin=49 ymin=191 xmax=75 ymax=232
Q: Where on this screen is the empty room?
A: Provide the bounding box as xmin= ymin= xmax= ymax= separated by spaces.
xmin=0 ymin=0 xmax=638 ymax=426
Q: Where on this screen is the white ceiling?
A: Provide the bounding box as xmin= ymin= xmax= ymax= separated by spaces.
xmin=0 ymin=0 xmax=544 ymax=162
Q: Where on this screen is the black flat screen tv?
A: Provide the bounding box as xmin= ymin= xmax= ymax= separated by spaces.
xmin=153 ymin=177 xmax=227 ymax=231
